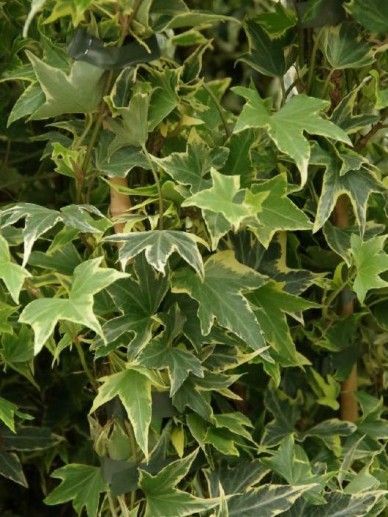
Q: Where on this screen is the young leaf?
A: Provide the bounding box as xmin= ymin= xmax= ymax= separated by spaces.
xmin=90 ymin=368 xmax=153 ymax=456
xmin=44 ymin=464 xmax=106 ymax=517
xmin=173 ymin=251 xmax=267 ymax=350
xmin=232 ymin=87 xmax=351 ymax=185
xmin=105 ymin=230 xmax=206 ymax=277
xmin=139 ymin=450 xmax=219 ymax=517
xmin=0 ymin=235 xmax=30 ymax=304
xmin=350 ymin=234 xmax=388 ymax=304
xmin=27 ymin=53 xmax=104 ymax=119
xmin=182 ymin=169 xmax=267 ymax=229
xmin=19 ymin=258 xmax=127 ymax=354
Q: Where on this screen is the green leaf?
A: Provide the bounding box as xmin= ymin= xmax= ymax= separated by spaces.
xmin=139 ymin=335 xmax=204 ymax=397
xmin=0 ymin=396 xmax=18 ymax=432
xmin=350 ymin=234 xmax=388 ymax=304
xmin=105 ymin=230 xmax=206 ymax=277
xmin=154 ymin=142 xmax=229 ymax=194
xmin=0 ymin=203 xmax=62 ymax=266
xmin=90 ymin=368 xmax=153 ymax=456
xmin=263 ymin=436 xmax=327 ymax=503
xmin=173 ymin=251 xmax=267 ymax=350
xmin=0 ymin=426 xmax=58 ymax=451
xmin=307 ymin=369 xmax=340 ymax=410
xmin=321 ymin=24 xmax=374 ymax=70
xmin=254 ymin=3 xmax=297 ymax=38
xmin=95 ymin=257 xmax=168 ymax=359
xmin=311 ymin=142 xmax=383 ymax=232
xmin=44 ymin=464 xmax=106 ymax=517
xmin=0 ymin=452 xmax=28 ymax=487
xmin=345 ymin=0 xmax=388 ymax=33
xmin=304 ymin=491 xmax=386 ymax=517
xmin=8 ymin=83 xmax=45 ymax=126
xmin=227 ymin=484 xmax=314 ymax=517
xmin=262 ymin=389 xmax=299 ymax=445
xmin=204 ymin=459 xmax=268 ymax=496
xmin=233 ymin=87 xmax=351 ymax=185
xmin=107 ymin=80 xmax=151 ymax=151
xmin=246 ymin=174 xmax=312 ymax=247
xmin=139 ymin=450 xmax=219 ymax=517
xmin=249 ymin=281 xmax=315 ymax=366
xmin=182 ymin=169 xmax=267 ymax=229
xmin=19 ymin=258 xmax=127 ymax=354
xmin=241 ymin=18 xmax=292 ymax=77
xmin=27 ymin=53 xmax=104 ymax=119
xmin=0 ymin=235 xmax=30 ymax=304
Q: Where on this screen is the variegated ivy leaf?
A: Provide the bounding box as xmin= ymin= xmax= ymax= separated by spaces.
xmin=0 ymin=235 xmax=30 ymax=304
xmin=302 ymin=491 xmax=386 ymax=517
xmin=139 ymin=449 xmax=219 ymax=517
xmin=153 ymin=142 xmax=229 ymax=194
xmin=262 ymin=435 xmax=328 ymax=504
xmin=44 ymin=464 xmax=106 ymax=517
xmin=0 ymin=204 xmax=62 ymax=266
xmin=138 ymin=305 xmax=204 ymax=396
xmin=0 ymin=203 xmax=109 ymax=266
xmin=321 ymin=24 xmax=374 ymax=70
xmin=172 ymin=251 xmax=267 ymax=351
xmin=311 ymin=142 xmax=383 ymax=233
xmin=182 ymin=168 xmax=268 ymax=230
xmin=345 ymin=0 xmax=388 ymax=34
xmin=232 ymin=87 xmax=351 ymax=185
xmin=19 ymin=258 xmax=127 ymax=354
xmin=227 ymin=483 xmax=315 ymax=517
xmin=249 ymin=281 xmax=316 ymax=367
xmin=94 ymin=257 xmax=168 ymax=360
xmin=246 ymin=174 xmax=312 ymax=247
xmin=27 ymin=52 xmax=105 ymax=119
xmin=0 ymin=396 xmax=18 ymax=432
xmin=90 ymin=367 xmax=159 ymax=457
xmin=105 ymin=230 xmax=206 ymax=277
xmin=350 ymin=234 xmax=388 ymax=304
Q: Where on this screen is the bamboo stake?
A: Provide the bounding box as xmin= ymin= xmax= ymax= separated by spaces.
xmin=334 ymin=195 xmax=358 ymax=422
xmin=110 ymin=177 xmax=131 ymax=234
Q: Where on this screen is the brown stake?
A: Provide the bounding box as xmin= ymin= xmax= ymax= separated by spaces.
xmin=110 ymin=177 xmax=131 ymax=234
xmin=334 ymin=195 xmax=358 ymax=422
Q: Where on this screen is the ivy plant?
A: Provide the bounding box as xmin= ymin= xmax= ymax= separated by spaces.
xmin=0 ymin=0 xmax=387 ymax=515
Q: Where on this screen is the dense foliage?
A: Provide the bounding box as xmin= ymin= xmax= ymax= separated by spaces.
xmin=0 ymin=0 xmax=387 ymax=515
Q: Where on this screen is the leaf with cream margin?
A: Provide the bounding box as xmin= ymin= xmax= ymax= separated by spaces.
xmin=19 ymin=258 xmax=127 ymax=354
xmin=105 ymin=230 xmax=206 ymax=278
xmin=172 ymin=251 xmax=267 ymax=350
xmin=90 ymin=367 xmax=157 ymax=457
xmin=27 ymin=52 xmax=104 ymax=119
xmin=232 ymin=87 xmax=351 ymax=185
xmin=0 ymin=235 xmax=30 ymax=304
xmin=246 ymin=174 xmax=312 ymax=247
